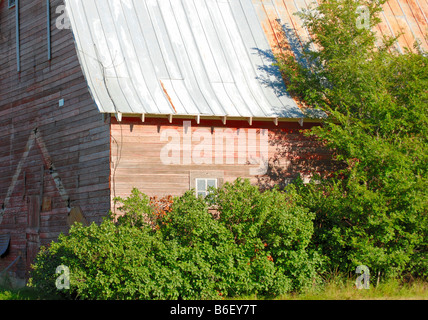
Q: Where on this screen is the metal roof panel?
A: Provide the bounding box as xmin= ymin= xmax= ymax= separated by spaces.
xmin=253 ymin=0 xmax=428 ymax=54
xmin=65 ymin=0 xmax=303 ymax=119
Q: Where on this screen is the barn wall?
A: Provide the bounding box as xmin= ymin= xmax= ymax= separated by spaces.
xmin=0 ymin=0 xmax=110 ymax=280
xmin=110 ymin=117 xmax=334 ymax=212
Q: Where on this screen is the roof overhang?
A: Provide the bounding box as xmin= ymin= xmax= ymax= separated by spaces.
xmin=107 ymin=112 xmax=326 ymax=127
xmin=65 ymin=0 xmax=305 ymax=120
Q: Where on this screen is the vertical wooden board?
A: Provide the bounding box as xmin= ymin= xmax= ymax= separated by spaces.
xmin=27 ymin=195 xmax=40 ymax=230
xmin=26 ymin=195 xmax=41 ymax=274
xmin=25 ymin=238 xmax=39 ymax=276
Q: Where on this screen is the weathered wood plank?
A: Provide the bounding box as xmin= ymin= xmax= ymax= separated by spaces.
xmin=0 ymin=0 xmax=110 ymax=279
xmin=110 ymin=120 xmax=332 ymax=211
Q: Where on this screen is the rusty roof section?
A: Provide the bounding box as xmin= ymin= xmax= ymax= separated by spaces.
xmin=252 ymin=0 xmax=427 ymax=111
xmin=253 ymin=0 xmax=428 ymax=55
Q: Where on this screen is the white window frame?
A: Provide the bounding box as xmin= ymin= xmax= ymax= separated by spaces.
xmin=195 ymin=178 xmax=218 ymax=198
xmin=8 ymin=0 xmax=16 ymax=8
xmin=189 ymin=171 xmax=224 ymax=197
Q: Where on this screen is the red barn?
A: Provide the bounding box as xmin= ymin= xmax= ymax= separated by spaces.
xmin=0 ymin=0 xmax=426 ymax=285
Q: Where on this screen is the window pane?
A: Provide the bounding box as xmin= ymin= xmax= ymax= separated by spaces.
xmin=197 ymin=191 xmax=206 ymax=198
xmin=207 ymin=179 xmax=217 ymax=188
xmin=197 ymin=179 xmax=206 ymax=192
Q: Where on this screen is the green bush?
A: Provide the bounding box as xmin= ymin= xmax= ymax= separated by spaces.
xmin=207 ymin=179 xmax=323 ymax=292
xmin=28 ymin=218 xmax=183 ymax=300
xmin=28 ymin=179 xmax=322 ymax=300
xmin=275 ymin=0 xmax=427 ymax=280
xmin=294 ymin=174 xmax=427 ymax=280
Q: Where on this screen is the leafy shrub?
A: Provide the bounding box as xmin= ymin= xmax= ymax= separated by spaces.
xmin=28 ymin=218 xmax=183 ymax=300
xmin=294 ymin=174 xmax=427 ymax=280
xmin=29 ymin=179 xmax=322 ymax=299
xmin=207 ymin=178 xmax=323 ymax=292
xmin=275 ymin=0 xmax=428 ymax=280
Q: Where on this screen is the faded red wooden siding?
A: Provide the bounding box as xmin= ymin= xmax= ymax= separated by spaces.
xmin=110 ymin=117 xmax=334 ymax=212
xmin=0 ymin=0 xmax=110 ymax=279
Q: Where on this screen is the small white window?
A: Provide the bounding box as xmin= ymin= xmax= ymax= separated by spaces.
xmin=195 ymin=178 xmax=217 ymax=197
xmin=8 ymin=0 xmax=16 ymax=8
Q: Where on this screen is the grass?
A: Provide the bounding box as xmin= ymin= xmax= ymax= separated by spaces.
xmin=0 ymin=277 xmax=61 ymax=300
xmin=279 ymin=276 xmax=427 ymax=300
xmin=0 ymin=287 xmax=45 ymax=300
xmin=229 ymin=276 xmax=427 ymax=300
xmin=1 ymin=276 xmax=426 ymax=300
xmin=0 ymin=286 xmax=64 ymax=300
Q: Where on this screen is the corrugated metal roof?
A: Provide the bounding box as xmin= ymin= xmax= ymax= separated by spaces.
xmin=65 ymin=0 xmax=304 ymax=120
